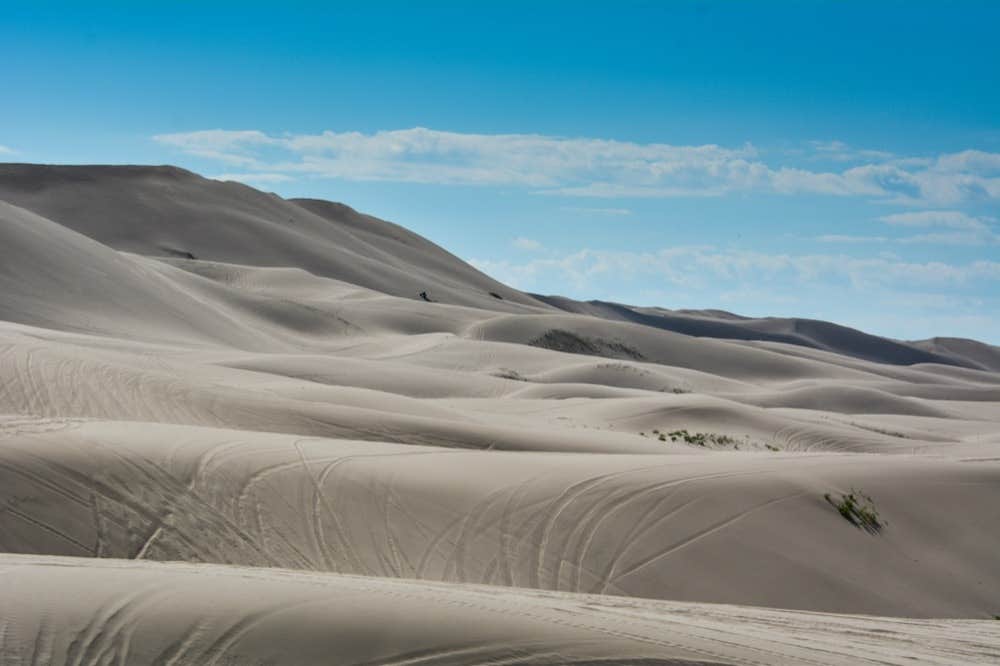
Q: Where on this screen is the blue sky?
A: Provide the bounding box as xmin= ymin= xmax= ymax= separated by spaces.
xmin=3 ymin=1 xmax=1000 ymax=342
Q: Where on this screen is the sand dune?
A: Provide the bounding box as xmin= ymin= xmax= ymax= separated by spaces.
xmin=1 ymin=164 xmax=999 ymax=663
xmin=532 ymin=295 xmax=977 ymax=369
xmin=5 ymin=555 xmax=998 ymax=666
xmin=912 ymin=337 xmax=1000 ymax=372
xmin=0 ymin=164 xmax=544 ymax=311
xmin=3 ymin=419 xmax=999 ymax=617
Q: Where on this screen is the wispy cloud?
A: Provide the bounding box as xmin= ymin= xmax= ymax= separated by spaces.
xmin=469 ymin=247 xmax=1000 ymax=299
xmin=897 ymin=231 xmax=999 ymax=246
xmin=876 ymin=210 xmax=999 ymax=245
xmin=818 ymin=234 xmax=889 ymax=243
xmin=156 ymin=128 xmax=755 ymax=190
xmin=878 ymin=210 xmax=992 ymax=230
xmin=157 ymin=130 xmax=275 ymax=167
xmin=154 ymin=127 xmax=1000 ymax=206
xmin=512 ymin=237 xmax=543 ymax=251
xmin=561 ymin=206 xmax=632 ymax=216
xmin=817 ymin=211 xmax=1000 ymax=246
xmin=807 ymin=140 xmax=895 ymax=162
xmin=0 ymin=144 xmax=17 ymax=155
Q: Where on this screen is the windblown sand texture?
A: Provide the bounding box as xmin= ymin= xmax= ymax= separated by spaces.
xmin=1 ymin=164 xmax=999 ymax=664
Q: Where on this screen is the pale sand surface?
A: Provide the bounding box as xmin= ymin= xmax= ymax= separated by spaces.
xmin=2 ymin=555 xmax=998 ymax=666
xmin=1 ymin=165 xmax=999 ymax=664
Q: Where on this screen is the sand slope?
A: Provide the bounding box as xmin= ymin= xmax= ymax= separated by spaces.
xmin=2 ymin=419 xmax=999 ymax=617
xmin=2 ymin=164 xmax=1000 ymax=663
xmin=2 ymin=555 xmax=998 ymax=666
xmin=0 ymin=163 xmax=545 ymax=311
xmin=532 ymin=296 xmax=982 ymax=369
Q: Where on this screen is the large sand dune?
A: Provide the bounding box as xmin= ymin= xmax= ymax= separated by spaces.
xmin=2 ymin=555 xmax=997 ymax=666
xmin=1 ymin=164 xmax=999 ymax=664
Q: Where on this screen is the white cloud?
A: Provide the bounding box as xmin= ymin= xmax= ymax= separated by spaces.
xmin=157 ymin=127 xmax=757 ymax=190
xmin=878 ymin=210 xmax=991 ymax=230
xmin=0 ymin=144 xmax=16 ymax=155
xmin=470 ymin=247 xmax=1000 ymax=295
xmin=818 ymin=235 xmax=888 ymax=243
xmin=155 ymin=129 xmax=277 ymax=167
xmin=154 ymin=127 xmax=1000 ymax=206
xmin=808 ymin=140 xmax=894 ymax=162
xmin=876 ymin=210 xmax=999 ymax=245
xmin=512 ymin=237 xmax=542 ymax=251
xmin=898 ymin=232 xmax=999 ymax=246
xmin=933 ymin=150 xmax=1000 ymax=173
xmin=561 ymin=206 xmax=632 ymax=216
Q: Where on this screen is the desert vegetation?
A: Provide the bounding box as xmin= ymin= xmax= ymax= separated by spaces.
xmin=530 ymin=329 xmax=645 ymax=360
xmin=825 ymin=489 xmax=884 ymax=533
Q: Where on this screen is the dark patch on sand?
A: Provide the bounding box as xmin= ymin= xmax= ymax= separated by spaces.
xmin=530 ymin=329 xmax=645 ymax=361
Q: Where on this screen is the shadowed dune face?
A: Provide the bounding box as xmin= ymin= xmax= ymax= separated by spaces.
xmin=912 ymin=336 xmax=1000 ymax=372
xmin=530 ymin=295 xmax=981 ymax=370
xmin=1 ymin=164 xmax=1000 ymax=664
xmin=0 ymin=163 xmax=546 ymax=312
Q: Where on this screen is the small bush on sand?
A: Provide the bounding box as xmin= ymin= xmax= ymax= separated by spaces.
xmin=824 ymin=489 xmax=884 ymax=533
xmin=493 ymin=368 xmax=527 ymax=381
xmin=665 ymin=429 xmax=737 ymax=448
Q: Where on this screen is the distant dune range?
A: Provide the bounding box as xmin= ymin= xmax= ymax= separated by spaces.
xmin=1 ymin=164 xmax=998 ymax=664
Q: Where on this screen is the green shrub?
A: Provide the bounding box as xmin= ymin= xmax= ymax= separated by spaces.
xmin=665 ymin=429 xmax=737 ymax=447
xmin=824 ymin=489 xmax=884 ymax=533
xmin=653 ymin=428 xmax=778 ymax=451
